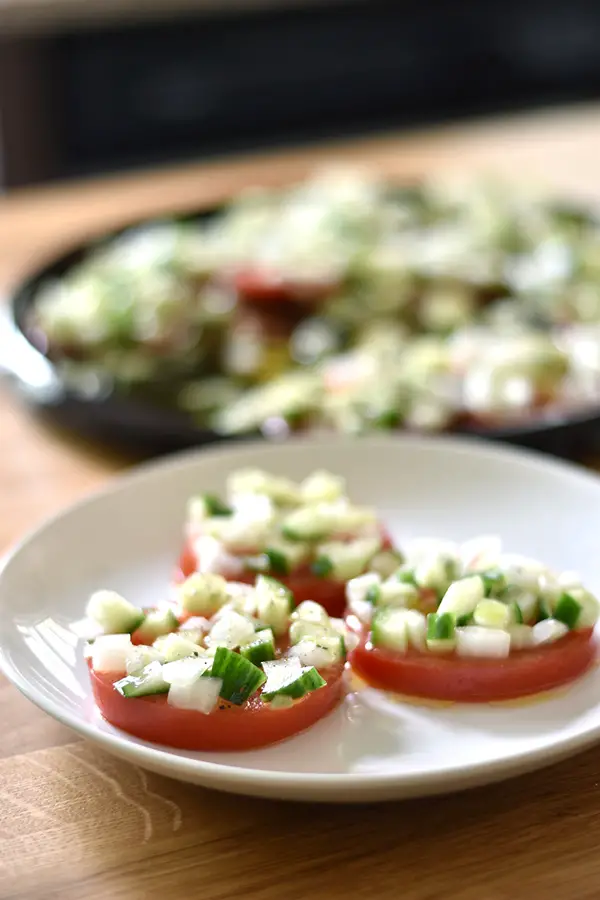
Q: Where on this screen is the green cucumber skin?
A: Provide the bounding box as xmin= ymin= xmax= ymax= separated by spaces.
xmin=240 ymin=640 xmax=276 ymax=666
xmin=210 ymin=647 xmax=266 ymax=705
xmin=134 ymin=610 xmax=179 ymax=643
xmin=114 ymin=675 xmax=169 ymax=699
xmin=263 ymin=667 xmax=326 ymax=701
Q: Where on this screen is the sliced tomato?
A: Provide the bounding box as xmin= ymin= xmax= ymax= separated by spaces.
xmin=349 ymin=628 xmax=596 ymax=702
xmin=89 ymin=660 xmax=344 ymax=751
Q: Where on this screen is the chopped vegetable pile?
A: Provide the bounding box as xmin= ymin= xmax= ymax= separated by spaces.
xmin=346 ymin=536 xmax=600 ymax=658
xmin=31 ymin=170 xmax=600 ymax=435
xmin=84 ymin=575 xmax=347 ymax=715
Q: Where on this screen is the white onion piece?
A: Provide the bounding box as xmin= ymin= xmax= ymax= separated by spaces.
xmin=456 ymin=626 xmax=510 ymax=659
xmin=167 ymin=677 xmax=222 ymax=713
xmin=91 ymin=634 xmax=133 ymax=672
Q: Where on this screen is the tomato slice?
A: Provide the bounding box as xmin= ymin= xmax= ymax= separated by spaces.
xmin=349 ymin=628 xmax=596 ymax=702
xmin=89 ymin=660 xmax=344 ymax=751
xmin=174 ymin=529 xmax=396 ymax=618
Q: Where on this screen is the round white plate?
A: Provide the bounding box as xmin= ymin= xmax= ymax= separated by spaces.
xmin=2 ymin=435 xmax=600 ymax=803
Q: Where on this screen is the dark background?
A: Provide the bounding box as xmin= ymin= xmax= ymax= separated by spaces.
xmin=3 ymin=0 xmax=600 ymax=189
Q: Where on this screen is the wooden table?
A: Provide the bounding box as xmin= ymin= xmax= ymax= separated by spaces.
xmin=3 ymin=105 xmax=600 ymax=899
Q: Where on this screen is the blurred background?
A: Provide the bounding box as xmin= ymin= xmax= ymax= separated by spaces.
xmin=4 ymin=0 xmax=600 ymax=189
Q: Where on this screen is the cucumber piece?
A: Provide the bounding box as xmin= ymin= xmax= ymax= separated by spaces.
xmin=134 ymin=608 xmax=179 ymax=643
xmin=478 ymin=568 xmax=508 ymax=598
xmin=311 ymin=537 xmax=381 ymax=582
xmin=509 ymin=601 xmax=524 ymax=625
xmin=346 ymin=572 xmax=382 ymax=606
xmin=288 ymin=632 xmax=345 ymax=666
xmin=114 ymin=661 xmax=168 ymax=698
xmin=415 ymin=555 xmax=457 ymax=594
xmin=187 ymin=493 xmax=233 ymax=522
xmin=536 ymin=596 xmax=552 ymax=623
xmin=247 ymin=540 xmax=310 ymax=576
xmin=509 ymin=624 xmax=533 ymax=650
xmin=153 ymin=632 xmax=206 ymax=663
xmin=566 ymin=588 xmax=600 ymax=628
xmin=426 ymin=612 xmax=455 ymax=641
xmin=437 ymin=575 xmax=484 ymax=618
xmin=161 ymin=655 xmax=214 ymax=684
xmin=289 ymin=619 xmax=331 ymax=645
xmin=395 ymin=566 xmax=418 ymax=587
xmin=554 ymin=592 xmax=582 ymax=629
xmin=240 ymin=628 xmax=276 ymax=666
xmin=86 ymin=590 xmax=145 ymax=635
xmin=379 ymin=580 xmax=419 ymax=608
xmin=282 ymin=503 xmax=376 ymax=542
xmin=210 ymin=646 xmax=266 ymax=705
xmin=300 ymin=471 xmax=345 ymax=503
xmin=369 ymin=549 xmax=406 ymax=579
xmin=311 ymin=555 xmax=334 ymax=577
xmin=262 ymin=661 xmax=326 ymax=701
xmin=473 ymin=599 xmax=511 ymax=630
xmin=176 ymin=572 xmax=229 ymax=616
xmin=227 ymin=469 xmax=300 ymax=505
xmin=371 ymin=607 xmax=409 ymax=652
xmin=290 ymin=600 xmax=330 ymax=626
xmin=255 ymin=575 xmax=294 ymax=637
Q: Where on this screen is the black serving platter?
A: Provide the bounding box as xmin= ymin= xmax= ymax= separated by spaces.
xmin=3 ymin=209 xmax=600 ymax=461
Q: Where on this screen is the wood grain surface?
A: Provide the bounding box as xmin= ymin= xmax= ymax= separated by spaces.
xmin=3 ymin=105 xmax=600 ymax=899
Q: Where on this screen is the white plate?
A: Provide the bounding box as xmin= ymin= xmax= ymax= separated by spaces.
xmin=2 ymin=435 xmax=600 ymax=803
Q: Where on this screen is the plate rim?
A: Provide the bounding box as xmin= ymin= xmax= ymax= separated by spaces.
xmin=3 ymin=432 xmax=600 ymax=797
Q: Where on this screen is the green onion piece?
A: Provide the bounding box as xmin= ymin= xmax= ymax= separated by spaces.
xmin=554 ymin=592 xmax=582 ymax=629
xmin=456 ymin=613 xmax=472 ymax=627
xmin=209 ymin=647 xmax=266 ymax=705
xmin=312 ymin=556 xmax=334 ymax=577
xmin=202 ymin=493 xmax=233 ymax=517
xmin=427 ymin=612 xmax=455 ymax=641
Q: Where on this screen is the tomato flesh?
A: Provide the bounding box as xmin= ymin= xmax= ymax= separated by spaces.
xmin=89 ymin=660 xmax=344 ymax=751
xmin=349 ymin=627 xmax=596 ymax=702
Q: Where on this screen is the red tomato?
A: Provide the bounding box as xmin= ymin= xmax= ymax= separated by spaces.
xmin=349 ymin=628 xmax=596 ymax=702
xmin=174 ymin=529 xmax=396 ymax=618
xmin=233 ymin=266 xmax=336 ymax=304
xmin=89 ymin=660 xmax=345 ymax=751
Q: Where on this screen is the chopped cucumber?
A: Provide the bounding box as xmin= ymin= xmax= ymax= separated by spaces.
xmin=427 ymin=612 xmax=455 ymax=641
xmin=86 ymin=590 xmax=145 ymax=635
xmin=345 ymin=572 xmax=381 ymax=606
xmin=290 ymin=619 xmax=328 ymax=644
xmin=311 ymin=555 xmax=334 ymax=577
xmin=379 ymin=580 xmax=419 ymax=608
xmin=248 ymin=540 xmax=309 ymax=576
xmin=114 ymin=661 xmax=169 ymax=698
xmin=227 ymin=469 xmax=300 ymax=505
xmin=311 ymin=537 xmax=381 ymax=581
xmin=291 ymin=600 xmax=330 ymax=625
xmin=133 ymin=607 xmax=179 ymax=643
xmin=509 ymin=624 xmax=534 ymax=650
xmin=262 ymin=660 xmax=325 ymax=701
xmin=153 ymin=632 xmax=206 ymax=662
xmin=255 ymin=575 xmax=294 ymax=637
xmin=300 ymin=470 xmax=345 ymax=503
xmin=187 ymin=493 xmax=233 ymax=521
xmin=473 ymin=599 xmax=510 ymax=630
xmin=437 ymin=575 xmax=484 ymax=618
xmin=281 ymin=503 xmax=376 ymax=542
xmin=288 ymin=633 xmax=345 ymax=666
xmin=371 ymin=607 xmax=409 ymax=652
xmin=554 ymin=592 xmax=582 ymax=629
xmin=395 ymin=566 xmax=418 ymax=586
xmin=369 ymin=549 xmax=405 ymax=579
xmin=176 ymin=572 xmax=229 ymax=616
xmin=536 ymin=596 xmax=552 ymax=623
xmin=478 ymin=568 xmax=508 ymax=598
xmin=567 ymin=588 xmax=600 ymax=627
xmin=415 ymin=554 xmax=457 ymax=594
xmin=210 ymin=647 xmax=266 ymax=705
xmin=240 ymin=628 xmax=276 ymax=666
